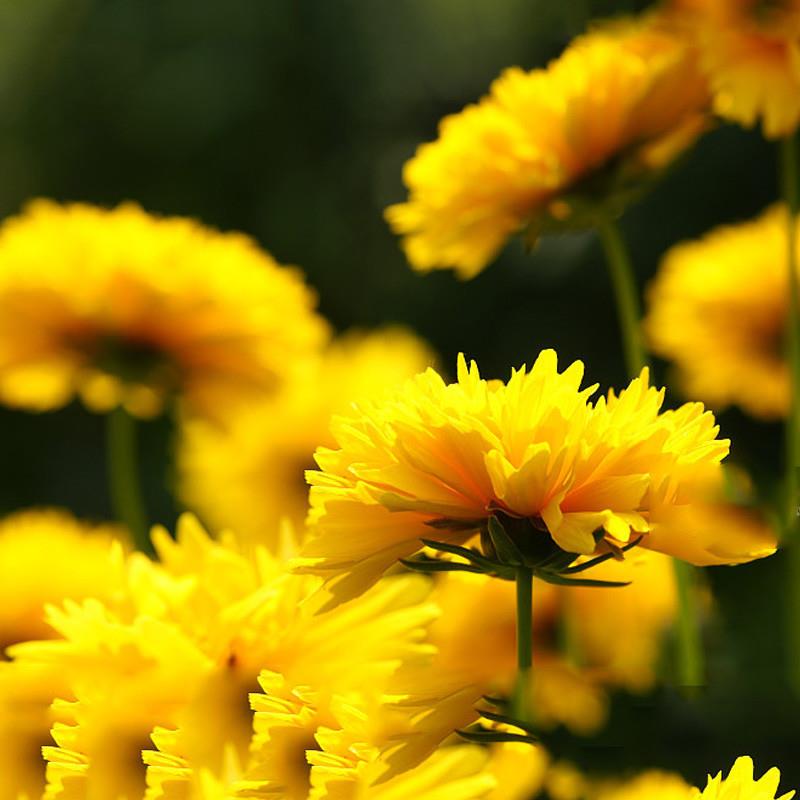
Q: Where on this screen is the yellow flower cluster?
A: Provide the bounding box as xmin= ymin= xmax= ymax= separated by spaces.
xmin=299 ymin=350 xmax=774 ymax=607
xmin=386 ymin=15 xmax=708 ymax=277
xmin=646 ymin=204 xmax=798 ymax=419
xmin=0 ymin=201 xmax=328 ymax=419
xmin=2 ymin=513 xmax=498 ymax=800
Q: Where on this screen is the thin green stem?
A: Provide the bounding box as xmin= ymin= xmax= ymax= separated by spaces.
xmin=673 ymin=559 xmax=704 ymax=686
xmin=106 ymin=407 xmax=149 ymax=551
xmin=512 ymin=566 xmax=533 ymax=722
xmin=598 ymin=217 xmax=705 ymax=688
xmin=780 ymin=133 xmax=800 ymax=694
xmin=781 ymin=133 xmax=800 ymax=535
xmin=598 ymin=220 xmax=647 ymax=379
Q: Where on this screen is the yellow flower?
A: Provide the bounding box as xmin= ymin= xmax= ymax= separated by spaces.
xmin=385 ymin=16 xmax=708 ymax=278
xmin=298 ymin=350 xmax=772 ymax=608
xmin=645 ymin=204 xmax=797 ymax=420
xmin=592 ymin=770 xmax=694 ymax=800
xmin=10 ymin=515 xmax=444 ymax=800
xmin=0 ymin=508 xmax=126 ymax=649
xmin=695 ymin=756 xmax=795 ymax=800
xmin=178 ymin=328 xmax=436 ymax=549
xmin=671 ymin=0 xmax=800 ymax=138
xmin=0 ymin=200 xmax=328 ymax=419
xmin=486 ymin=742 xmax=549 ymax=800
xmin=0 ymin=509 xmax=126 ymax=800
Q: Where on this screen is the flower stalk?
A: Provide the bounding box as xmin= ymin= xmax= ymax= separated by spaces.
xmin=106 ymin=406 xmax=149 ymax=551
xmin=780 ymin=133 xmax=800 ymax=694
xmin=598 ymin=217 xmax=705 ymax=687
xmin=512 ymin=566 xmax=533 ymax=721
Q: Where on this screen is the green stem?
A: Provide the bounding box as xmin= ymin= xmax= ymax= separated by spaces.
xmin=106 ymin=407 xmax=149 ymax=551
xmin=512 ymin=566 xmax=533 ymax=722
xmin=598 ymin=217 xmax=705 ymax=687
xmin=673 ymin=559 xmax=704 ymax=686
xmin=781 ymin=133 xmax=800 ymax=535
xmin=598 ymin=220 xmax=647 ymax=379
xmin=780 ymin=134 xmax=800 ymax=694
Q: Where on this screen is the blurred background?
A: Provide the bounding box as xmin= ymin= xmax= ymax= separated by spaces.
xmin=0 ymin=0 xmax=791 ymax=789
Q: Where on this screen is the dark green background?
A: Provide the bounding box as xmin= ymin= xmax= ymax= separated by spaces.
xmin=0 ymin=0 xmax=794 ymax=791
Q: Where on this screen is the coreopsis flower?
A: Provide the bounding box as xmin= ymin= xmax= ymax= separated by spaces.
xmin=385 ymin=16 xmax=708 ymax=278
xmin=178 ymin=328 xmax=435 ymax=548
xmin=645 ymin=205 xmax=798 ymax=420
xmin=592 ymin=770 xmax=694 ymax=800
xmin=486 ymin=742 xmax=550 ymax=800
xmin=0 ymin=510 xmax=126 ymax=800
xmin=696 ymin=757 xmax=795 ymax=800
xmin=0 ymin=509 xmax=126 ymax=648
xmin=0 ymin=200 xmax=328 ymax=419
xmin=11 ymin=515 xmax=455 ymax=800
xmin=298 ymin=350 xmax=773 ymax=608
xmin=671 ymin=0 xmax=800 ymax=138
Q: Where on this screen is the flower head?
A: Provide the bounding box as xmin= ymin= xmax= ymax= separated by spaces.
xmin=298 ymin=350 xmax=772 ymax=608
xmin=386 ymin=16 xmax=708 ymax=277
xmin=671 ymin=0 xmax=800 ymax=138
xmin=11 ymin=515 xmax=448 ymax=799
xmin=696 ymin=756 xmax=795 ymax=800
xmin=178 ymin=328 xmax=435 ymax=548
xmin=645 ymin=204 xmax=797 ymax=420
xmin=0 ymin=200 xmax=328 ymax=418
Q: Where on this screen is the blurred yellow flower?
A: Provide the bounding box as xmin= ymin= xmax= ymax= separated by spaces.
xmin=645 ymin=205 xmax=797 ymax=420
xmin=592 ymin=770 xmax=694 ymax=800
xmin=178 ymin=328 xmax=436 ymax=549
xmin=486 ymin=742 xmax=549 ymax=800
xmin=297 ymin=350 xmax=772 ymax=608
xmin=386 ymin=16 xmax=708 ymax=278
xmin=0 ymin=508 xmax=126 ymax=648
xmin=671 ymin=0 xmax=800 ymax=138
xmin=696 ymin=756 xmax=795 ymax=800
xmin=0 ymin=200 xmax=328 ymax=419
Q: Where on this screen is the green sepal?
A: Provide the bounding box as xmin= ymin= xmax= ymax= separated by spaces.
xmin=399 ymin=557 xmax=484 ymax=575
xmin=424 ymin=517 xmax=484 ymax=532
xmin=559 ymin=536 xmax=643 ymax=575
xmin=457 ymin=726 xmax=539 ymax=746
xmin=477 ymin=709 xmax=539 ymax=737
xmin=487 ymin=515 xmax=526 ymax=566
xmin=532 ymin=571 xmax=631 ymax=588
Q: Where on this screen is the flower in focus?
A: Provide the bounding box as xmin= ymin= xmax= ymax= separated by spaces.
xmin=298 ymin=350 xmax=773 ymax=608
xmin=645 ymin=204 xmax=798 ymax=420
xmin=386 ymin=15 xmax=708 ymax=278
xmin=178 ymin=328 xmax=435 ymax=548
xmin=0 ymin=200 xmax=328 ymax=419
xmin=671 ymin=0 xmax=800 ymax=138
xmin=696 ymin=756 xmax=795 ymax=800
xmin=10 ymin=515 xmax=459 ymax=800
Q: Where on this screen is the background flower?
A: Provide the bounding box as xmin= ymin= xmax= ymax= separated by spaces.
xmin=0 ymin=201 xmax=328 ymax=419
